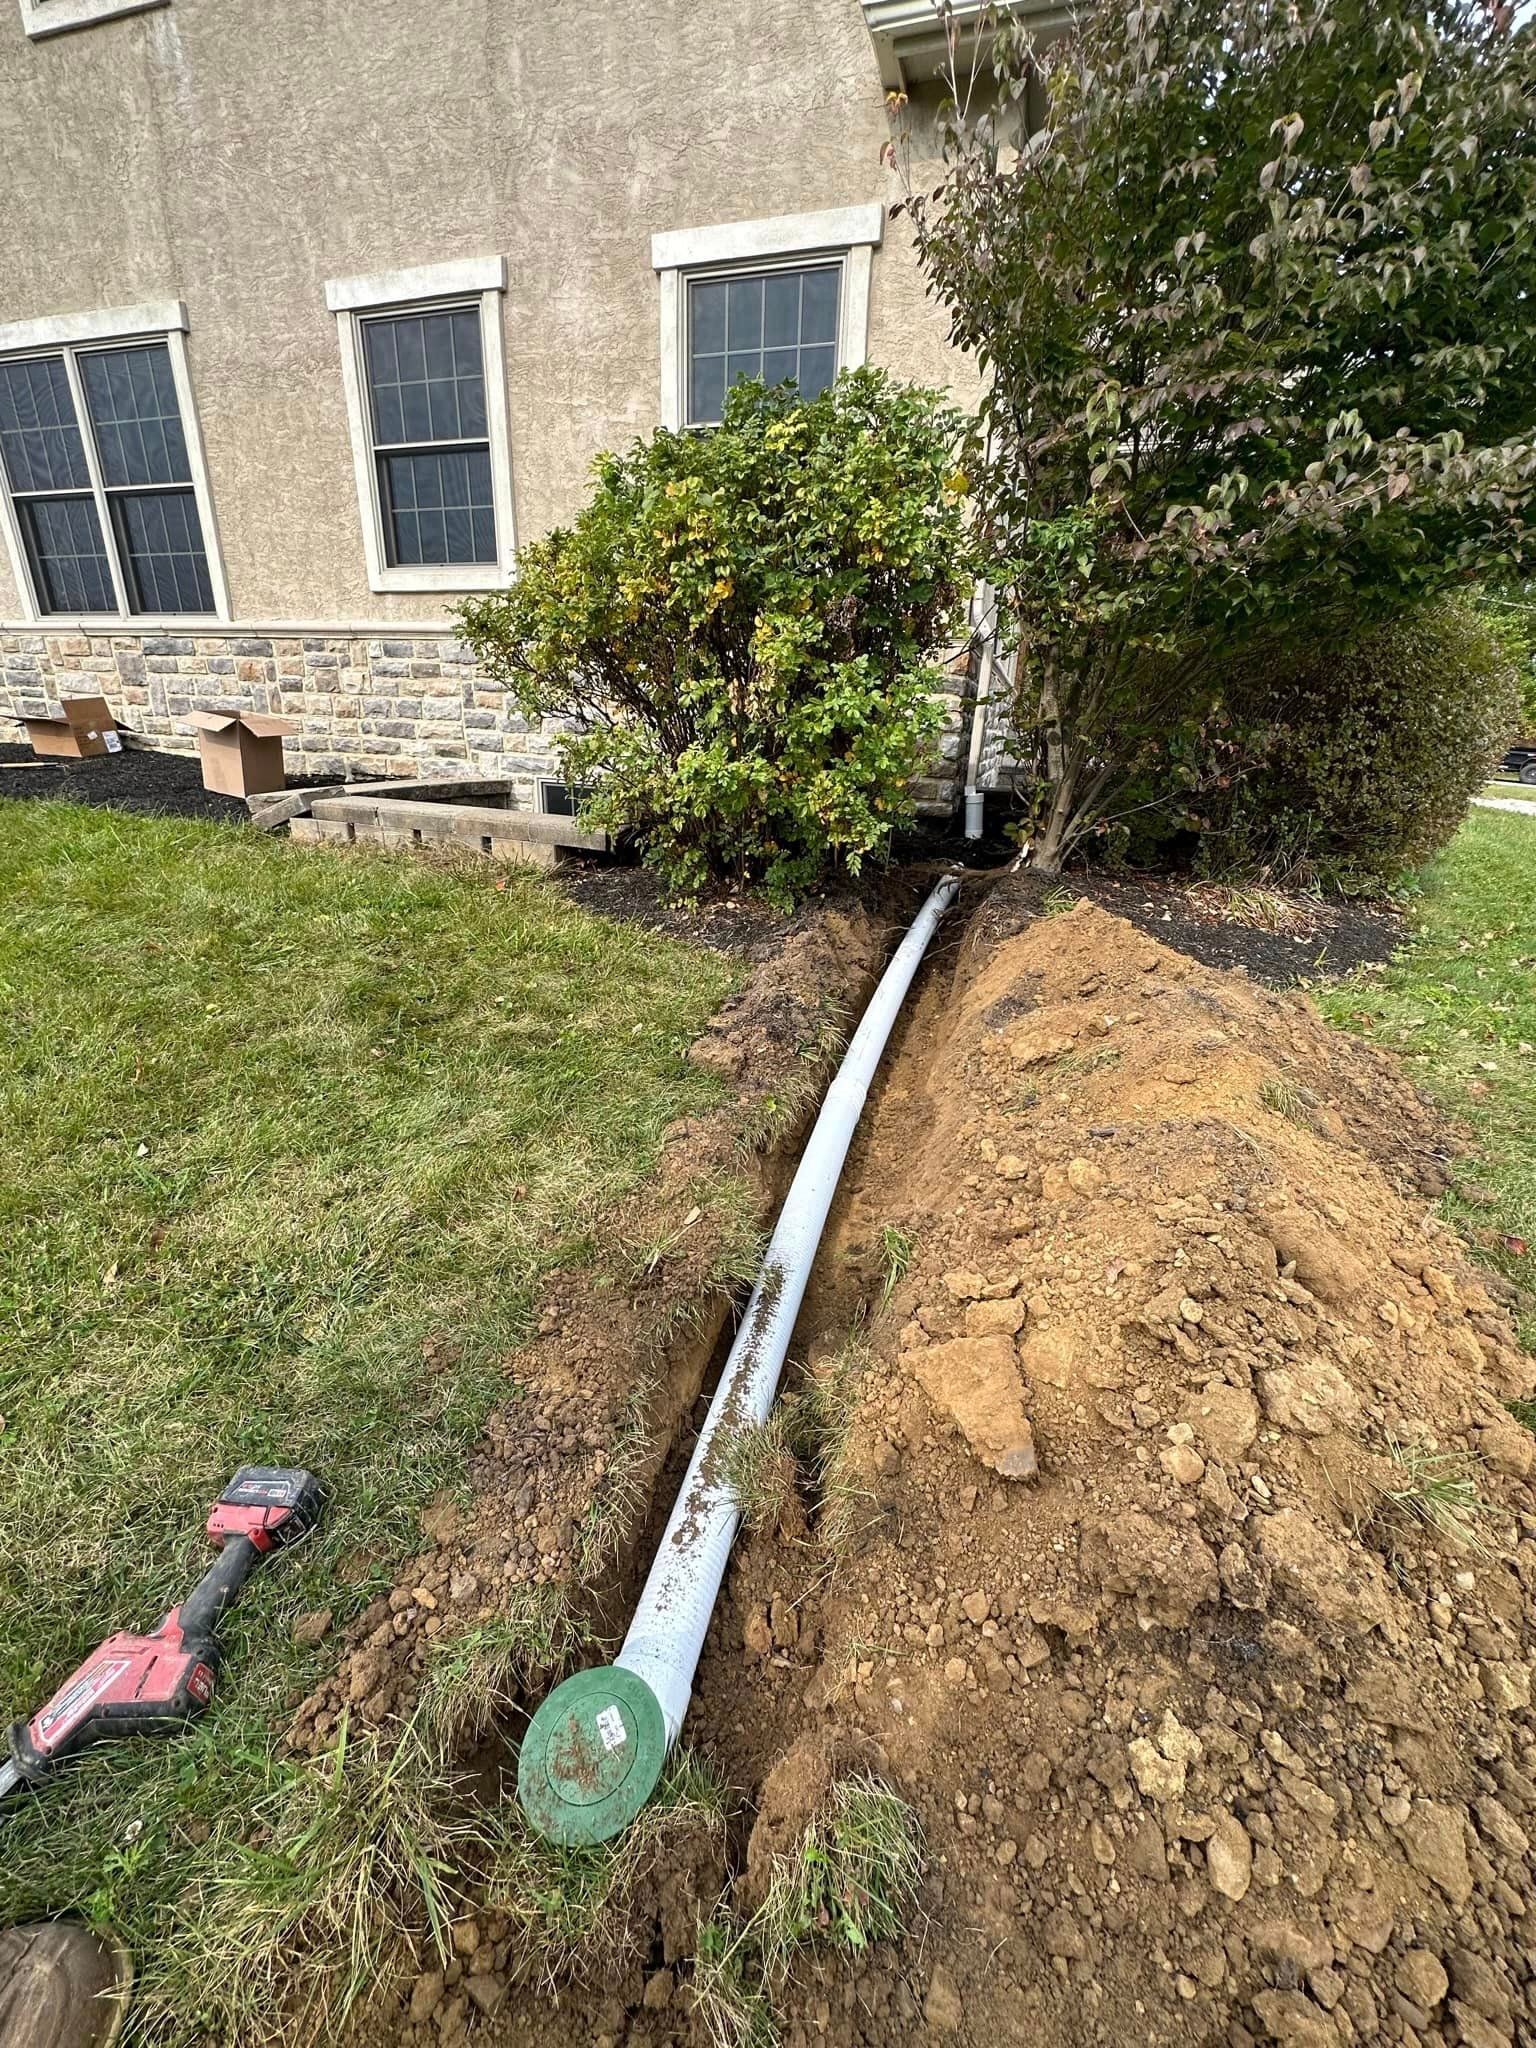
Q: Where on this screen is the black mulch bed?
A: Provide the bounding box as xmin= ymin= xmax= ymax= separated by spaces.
xmin=555 ymin=861 xmax=877 ymax=961
xmin=975 ymin=865 xmax=1403 ymax=989
xmin=0 ymin=741 xmax=338 ymax=823
xmin=1 ymin=745 xmax=1403 ymax=987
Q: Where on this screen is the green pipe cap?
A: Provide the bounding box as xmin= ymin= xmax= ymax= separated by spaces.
xmin=517 ymin=1665 xmax=667 ymax=1846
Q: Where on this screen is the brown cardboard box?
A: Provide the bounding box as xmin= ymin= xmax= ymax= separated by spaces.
xmin=21 ymin=696 xmax=121 ymax=760
xmin=188 ymin=710 xmax=299 ymax=798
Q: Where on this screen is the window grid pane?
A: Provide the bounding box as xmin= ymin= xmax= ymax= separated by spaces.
xmin=686 ymin=263 xmax=841 ymax=425
xmin=79 ymin=343 xmax=191 ymax=488
xmin=377 ymin=448 xmax=496 ymax=567
xmin=362 ymin=309 xmax=487 ymax=451
xmin=0 ymin=356 xmax=91 ymax=494
xmin=111 ymin=487 xmax=216 ymax=615
xmin=1 ymin=337 xmax=217 ymax=617
xmin=361 ymin=305 xmax=497 ymax=568
xmin=19 ymin=495 xmax=116 ymax=614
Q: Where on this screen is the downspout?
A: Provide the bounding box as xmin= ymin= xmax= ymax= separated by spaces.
xmin=962 ymin=579 xmax=997 ymax=841
xmin=518 ymin=873 xmax=963 ymax=1845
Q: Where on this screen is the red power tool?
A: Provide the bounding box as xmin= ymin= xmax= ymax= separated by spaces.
xmin=0 ymin=1467 xmax=323 ymax=1811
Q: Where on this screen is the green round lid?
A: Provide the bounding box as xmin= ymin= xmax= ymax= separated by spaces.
xmin=517 ymin=1666 xmax=667 ymax=1846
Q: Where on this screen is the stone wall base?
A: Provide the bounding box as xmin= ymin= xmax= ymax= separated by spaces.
xmin=0 ymin=624 xmax=968 ymax=817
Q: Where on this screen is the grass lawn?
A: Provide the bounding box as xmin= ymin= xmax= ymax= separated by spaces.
xmin=1320 ymin=805 xmax=1536 ymax=1351
xmin=1478 ymin=779 xmax=1536 ymax=804
xmin=0 ymin=802 xmax=735 ymax=2030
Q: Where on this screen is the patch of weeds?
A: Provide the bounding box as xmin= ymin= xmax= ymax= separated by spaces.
xmin=1051 ymin=1044 xmax=1122 ymax=1082
xmin=418 ymin=1588 xmax=594 ymax=1747
xmin=720 ymin=1414 xmax=801 ymax=1537
xmin=145 ymin=1713 xmax=478 ymax=2048
xmin=1187 ymin=882 xmax=1315 ymax=935
xmin=1507 ymin=1397 xmax=1536 ymax=1435
xmin=616 ymin=1175 xmax=764 ymax=1299
xmin=482 ymin=1751 xmax=730 ymax=1990
xmin=785 ymin=1338 xmax=873 ymax=1556
xmin=875 ymin=1224 xmax=917 ymax=1305
xmin=578 ymin=1177 xmax=767 ymax=1583
xmin=1258 ymin=1075 xmax=1312 ymax=1126
xmin=735 ymin=1001 xmax=848 ymax=1158
xmin=693 ymin=1915 xmax=781 ymax=2048
xmin=691 ymin=1777 xmax=923 ymax=2048
xmin=1382 ymin=1434 xmax=1492 ymax=1551
xmin=1039 ymin=885 xmax=1077 ymax=919
xmin=573 ymin=1381 xmax=657 ymax=1583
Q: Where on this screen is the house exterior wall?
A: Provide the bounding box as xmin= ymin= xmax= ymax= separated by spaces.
xmin=0 ymin=0 xmax=976 ymax=803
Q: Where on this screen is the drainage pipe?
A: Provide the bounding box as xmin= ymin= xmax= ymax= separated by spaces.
xmin=962 ymin=581 xmax=997 ymax=841
xmin=518 ymin=872 xmax=962 ymax=1846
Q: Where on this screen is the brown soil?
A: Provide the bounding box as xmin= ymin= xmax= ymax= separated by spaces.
xmin=977 ymin=869 xmax=1405 ymax=989
xmin=702 ymin=900 xmax=1536 ymax=2048
xmin=432 ymin=896 xmax=1535 ymax=2048
xmin=297 ymin=888 xmax=1536 ymax=2048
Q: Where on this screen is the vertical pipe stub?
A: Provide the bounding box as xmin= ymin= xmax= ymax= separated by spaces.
xmin=517 ymin=1666 xmax=667 ymax=1847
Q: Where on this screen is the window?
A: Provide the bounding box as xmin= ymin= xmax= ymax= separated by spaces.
xmin=17 ymin=0 xmax=169 ymax=39
xmin=327 ymin=257 xmax=516 ymax=596
xmin=0 ymin=302 xmax=227 ymax=622
xmin=652 ymin=205 xmax=884 ymax=432
xmin=686 ymin=265 xmax=840 ymax=428
xmin=362 ymin=308 xmax=495 ymax=569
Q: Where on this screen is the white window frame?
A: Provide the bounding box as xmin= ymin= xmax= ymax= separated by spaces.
xmin=0 ymin=298 xmax=232 ymax=626
xmin=17 ymin=0 xmax=168 ymax=38
xmin=326 ymin=257 xmax=517 ymax=598
xmin=650 ymin=205 xmax=884 ymax=432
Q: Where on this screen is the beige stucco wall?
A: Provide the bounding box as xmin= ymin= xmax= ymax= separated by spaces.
xmin=0 ymin=0 xmax=971 ymax=629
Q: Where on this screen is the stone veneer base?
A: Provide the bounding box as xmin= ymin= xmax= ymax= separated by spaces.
xmin=0 ymin=622 xmax=968 ymax=815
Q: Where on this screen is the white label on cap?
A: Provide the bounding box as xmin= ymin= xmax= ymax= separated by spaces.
xmin=103 ymin=731 xmax=123 ymax=753
xmin=595 ymin=1704 xmax=627 ymax=1753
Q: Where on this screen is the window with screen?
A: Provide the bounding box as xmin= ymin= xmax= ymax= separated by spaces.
xmin=0 ymin=337 xmax=216 ymax=617
xmin=359 ymin=307 xmax=495 ymax=568
xmin=685 ymin=263 xmax=841 ymax=428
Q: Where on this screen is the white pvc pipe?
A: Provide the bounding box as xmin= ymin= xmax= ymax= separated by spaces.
xmin=962 ymin=581 xmax=997 ymax=840
xmin=614 ymin=873 xmax=961 ymax=1744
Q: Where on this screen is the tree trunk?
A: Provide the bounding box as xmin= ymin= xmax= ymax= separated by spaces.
xmin=1034 ymin=651 xmax=1076 ymax=874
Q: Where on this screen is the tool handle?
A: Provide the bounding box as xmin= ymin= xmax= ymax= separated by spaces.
xmin=176 ymin=1534 xmax=262 ymax=1643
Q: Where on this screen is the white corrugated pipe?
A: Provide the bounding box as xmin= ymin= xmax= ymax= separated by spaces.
xmin=517 ymin=873 xmax=962 ymax=1844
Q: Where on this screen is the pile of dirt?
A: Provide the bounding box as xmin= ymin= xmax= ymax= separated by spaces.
xmin=975 ymin=869 xmax=1404 ymax=989
xmin=678 ymin=902 xmax=1535 ymax=2048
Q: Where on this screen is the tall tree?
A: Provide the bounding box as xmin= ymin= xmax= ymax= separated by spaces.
xmin=901 ymin=0 xmax=1536 ymax=869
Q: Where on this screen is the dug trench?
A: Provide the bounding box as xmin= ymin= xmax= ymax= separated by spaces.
xmin=291 ymin=881 xmax=1533 ymax=2048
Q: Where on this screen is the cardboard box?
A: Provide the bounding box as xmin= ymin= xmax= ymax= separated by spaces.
xmin=21 ymin=696 xmax=121 ymax=760
xmin=188 ymin=709 xmax=299 ymax=798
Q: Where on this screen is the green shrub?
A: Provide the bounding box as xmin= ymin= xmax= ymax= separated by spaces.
xmin=1205 ymin=600 xmax=1521 ymax=887
xmin=1478 ymin=587 xmax=1536 ymax=737
xmin=457 ymin=370 xmax=972 ymax=904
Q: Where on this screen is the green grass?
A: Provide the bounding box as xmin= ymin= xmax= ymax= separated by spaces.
xmin=480 ymin=1750 xmax=730 ymax=1990
xmin=0 ymin=803 xmax=736 ymax=2027
xmin=1319 ymin=807 xmax=1536 ymax=1345
xmin=1380 ymin=1434 xmax=1491 ymax=1551
xmin=875 ymin=1224 xmax=916 ymax=1305
xmin=1258 ymin=1074 xmax=1311 ymax=1126
xmin=1479 ymin=780 xmax=1536 ymax=804
xmin=692 ymin=1776 xmax=923 ymax=2048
